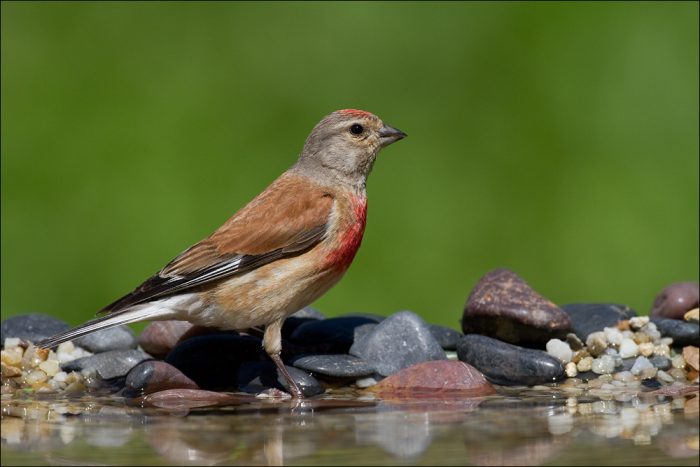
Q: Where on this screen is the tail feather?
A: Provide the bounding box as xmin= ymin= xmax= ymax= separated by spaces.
xmin=34 ymin=306 xmax=169 ymax=349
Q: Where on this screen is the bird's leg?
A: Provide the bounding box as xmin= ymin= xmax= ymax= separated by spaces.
xmin=264 ymin=319 xmax=304 ymax=399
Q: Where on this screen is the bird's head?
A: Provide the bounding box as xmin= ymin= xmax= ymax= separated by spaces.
xmin=295 ymin=109 xmax=406 ymax=189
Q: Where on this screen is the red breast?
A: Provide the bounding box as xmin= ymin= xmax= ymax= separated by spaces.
xmin=324 ymin=194 xmax=367 ymax=271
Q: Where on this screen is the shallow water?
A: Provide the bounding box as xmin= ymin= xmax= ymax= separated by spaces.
xmin=2 ymin=386 xmax=698 ymax=466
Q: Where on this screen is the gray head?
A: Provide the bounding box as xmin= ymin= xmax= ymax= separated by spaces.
xmin=294 ymin=109 xmax=406 ymax=189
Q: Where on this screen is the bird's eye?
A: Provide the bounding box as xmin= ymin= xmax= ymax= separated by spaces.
xmin=349 ymin=124 xmax=364 ymax=135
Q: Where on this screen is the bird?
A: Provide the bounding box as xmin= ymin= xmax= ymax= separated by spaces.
xmin=36 ymin=109 xmax=406 ymax=398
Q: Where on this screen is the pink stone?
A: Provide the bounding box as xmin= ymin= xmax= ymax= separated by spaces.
xmin=370 ymin=360 xmax=496 ymax=397
xmin=651 ymin=282 xmax=699 ymax=319
xmin=137 ymin=389 xmax=257 ymax=409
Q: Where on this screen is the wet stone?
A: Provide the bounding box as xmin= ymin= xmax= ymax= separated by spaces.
xmin=138 ymin=321 xmax=195 ymax=358
xmin=650 ymin=282 xmax=699 ymax=320
xmin=560 ymin=303 xmax=637 ymax=341
xmin=74 ymin=325 xmax=137 ymax=353
xmin=291 ymin=354 xmax=375 ymax=378
xmin=651 ymin=318 xmax=699 ymax=347
xmin=289 ymin=316 xmax=379 ymax=354
xmin=641 ymin=378 xmax=662 ymax=391
xmin=125 ymin=360 xmax=199 ymax=395
xmin=236 ymin=361 xmax=324 ymax=397
xmin=165 ymin=334 xmax=267 ymax=391
xmin=281 ymin=307 xmax=325 ymax=338
xmin=1 ymin=313 xmax=70 ymax=345
xmin=683 ymin=346 xmax=699 ymax=371
xmin=349 ymin=311 xmax=446 ymax=377
xmin=456 ymin=334 xmax=565 ymax=386
xmin=138 ymin=389 xmax=257 ymax=410
xmin=62 ymin=349 xmax=151 ymax=380
xmin=428 ymin=324 xmax=462 ymax=350
xmin=462 ymin=268 xmax=572 ymax=347
xmin=370 ymin=360 xmax=496 ymax=396
xmin=649 ymin=356 xmax=672 ymax=371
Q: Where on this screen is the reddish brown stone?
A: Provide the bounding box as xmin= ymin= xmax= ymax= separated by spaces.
xmin=651 ymin=282 xmax=699 ymax=319
xmin=683 ymin=346 xmax=699 ymax=372
xmin=136 ymin=388 xmax=257 ymax=409
xmin=138 ymin=321 xmax=194 ymax=357
xmin=125 ymin=360 xmax=199 ymax=395
xmin=462 ymin=269 xmax=571 ymax=346
xmin=370 ymin=360 xmax=495 ymax=397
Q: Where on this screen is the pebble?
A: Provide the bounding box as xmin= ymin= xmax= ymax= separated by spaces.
xmin=651 ymin=318 xmax=699 ymax=347
xmin=641 ymin=378 xmax=662 ymax=390
xmin=577 ymin=356 xmax=593 ymax=372
xmin=591 ymin=355 xmax=615 ymax=374
xmin=618 ymin=338 xmax=639 ymax=358
xmin=639 ymin=367 xmax=658 ymax=380
xmin=565 ymin=333 xmax=584 ymax=351
xmin=638 ymin=342 xmax=654 ymax=357
xmin=629 ymin=356 xmax=654 ymax=376
xmin=138 ymin=321 xmax=195 ymax=358
xmin=428 ymin=324 xmax=462 ymax=350
xmin=74 ymin=325 xmax=137 ymax=353
xmin=281 ymin=307 xmax=325 ymax=338
xmin=236 ymin=361 xmax=324 ymax=397
xmin=461 ymin=268 xmax=572 ymax=346
xmin=369 ymin=360 xmax=495 ymax=396
xmin=682 ymin=346 xmax=698 ymax=371
xmin=629 ymin=316 xmax=649 ymax=330
xmin=671 ymin=354 xmax=686 ymax=369
xmin=291 ymin=354 xmax=375 ymax=378
xmin=560 ymin=303 xmax=636 ymax=341
xmin=124 ymin=360 xmax=199 ymax=395
xmin=164 ymin=334 xmax=266 ymax=390
xmin=613 ymin=370 xmax=635 ymax=382
xmin=650 ymin=282 xmax=699 ymax=319
xmin=61 ymin=349 xmax=151 ymax=380
xmin=684 ymin=308 xmax=699 ymax=323
xmin=1 ymin=314 xmax=70 ymax=345
xmin=648 ymin=356 xmax=672 ymax=371
xmin=137 ymin=389 xmax=257 ymax=410
xmin=585 ymin=332 xmax=608 ymax=357
xmin=603 ymin=327 xmax=624 ymax=347
xmin=289 ymin=316 xmax=379 ymax=354
xmin=348 ymin=323 xmax=378 ymax=355
xmin=565 ymin=362 xmax=578 ymax=377
xmin=546 ymin=339 xmax=573 ymax=363
xmin=349 ymin=311 xmax=445 ymax=377
xmin=657 ymin=370 xmax=675 ymax=383
xmin=456 ymin=334 xmax=565 ymax=386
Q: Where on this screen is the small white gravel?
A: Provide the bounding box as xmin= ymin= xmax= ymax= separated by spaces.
xmin=619 ymin=338 xmax=639 ymax=358
xmin=604 ymin=327 xmax=623 ymax=347
xmin=592 ymin=355 xmax=616 ymax=374
xmin=546 ymin=339 xmax=573 ymax=363
xmin=630 ymin=356 xmax=654 ymax=376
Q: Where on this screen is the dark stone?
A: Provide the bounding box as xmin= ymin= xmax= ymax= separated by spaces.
xmin=621 ymin=358 xmax=636 ymax=372
xmin=456 ymin=334 xmax=565 ymax=386
xmin=349 ymin=311 xmax=446 ymax=377
xmin=165 ymin=334 xmax=267 ymax=390
xmin=291 ymin=354 xmax=375 ymax=378
xmin=560 ymin=303 xmax=637 ymax=341
xmin=281 ymin=307 xmax=325 ymax=338
xmin=61 ymin=349 xmax=151 ymax=380
xmin=1 ymin=313 xmax=70 ymax=345
xmin=236 ymin=361 xmax=324 ymax=397
xmin=641 ymin=378 xmax=662 ymax=390
xmin=428 ymin=324 xmax=462 ymax=350
xmin=289 ymin=316 xmax=379 ymax=353
xmin=651 ymin=318 xmax=699 ymax=347
xmin=125 ymin=360 xmax=199 ymax=395
xmin=650 ymin=282 xmax=699 ymax=320
xmin=649 ymin=356 xmax=672 ymax=371
xmin=339 ymin=312 xmax=386 ymax=323
xmin=462 ymin=269 xmax=571 ymax=347
xmin=575 ymin=371 xmax=599 ymax=382
xmin=74 ymin=325 xmax=137 ymax=353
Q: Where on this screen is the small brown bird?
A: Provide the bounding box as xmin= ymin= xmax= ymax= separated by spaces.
xmin=36 ymin=109 xmax=406 ymax=398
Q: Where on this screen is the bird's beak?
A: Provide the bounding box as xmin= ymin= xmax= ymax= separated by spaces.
xmin=378 ymin=124 xmax=407 ymax=147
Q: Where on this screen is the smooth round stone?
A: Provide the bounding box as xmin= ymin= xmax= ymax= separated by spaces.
xmin=1 ymin=313 xmax=70 ymax=345
xmin=289 ymin=316 xmax=378 ymax=353
xmin=683 ymin=346 xmax=699 ymax=371
xmin=630 ymin=356 xmax=654 ymax=376
xmin=291 ymin=354 xmax=375 ymax=378
xmin=281 ymin=307 xmax=325 ymax=338
xmin=649 ymin=355 xmax=672 ymax=371
xmin=138 ymin=321 xmax=195 ymax=358
xmin=560 ymin=303 xmax=636 ymax=341
xmin=165 ymin=334 xmax=266 ymax=390
xmin=370 ymin=360 xmax=495 ymax=396
xmin=641 ymin=378 xmax=662 ymax=390
xmin=651 ymin=318 xmax=699 ymax=347
xmin=456 ymin=334 xmax=565 ymax=386
xmin=74 ymin=325 xmax=137 ymax=353
xmin=349 ymin=311 xmax=446 ymax=377
xmin=236 ymin=361 xmax=324 ymax=397
xmin=591 ymin=355 xmax=615 ymax=374
xmin=618 ymin=338 xmax=639 ymax=358
xmin=545 ymin=339 xmax=572 ymax=363
xmin=138 ymin=389 xmax=257 ymax=410
xmin=462 ymin=269 xmax=572 ymax=347
xmin=61 ymin=349 xmax=151 ymax=380
xmin=125 ymin=360 xmax=199 ymax=395
xmin=650 ymin=282 xmax=699 ymax=319
xmin=428 ymin=324 xmax=462 ymax=350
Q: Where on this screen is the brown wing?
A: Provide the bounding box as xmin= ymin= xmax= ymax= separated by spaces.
xmin=99 ymin=173 xmax=334 ymax=314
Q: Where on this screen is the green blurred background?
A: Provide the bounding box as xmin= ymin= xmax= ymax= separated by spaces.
xmin=2 ymin=1 xmax=698 ymax=331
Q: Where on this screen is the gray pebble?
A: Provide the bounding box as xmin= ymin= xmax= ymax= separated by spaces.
xmin=74 ymin=325 xmax=137 ymax=353
xmin=291 ymin=354 xmax=375 ymax=378
xmin=428 ymin=324 xmax=462 ymax=350
xmin=649 ymin=356 xmax=672 ymax=371
xmin=62 ymin=349 xmax=151 ymax=380
xmin=349 ymin=311 xmax=446 ymax=377
xmin=1 ymin=313 xmax=70 ymax=345
xmin=651 ymin=318 xmax=699 ymax=347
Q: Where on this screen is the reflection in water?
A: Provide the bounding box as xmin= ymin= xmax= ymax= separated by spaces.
xmin=1 ymin=390 xmax=698 ymax=466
